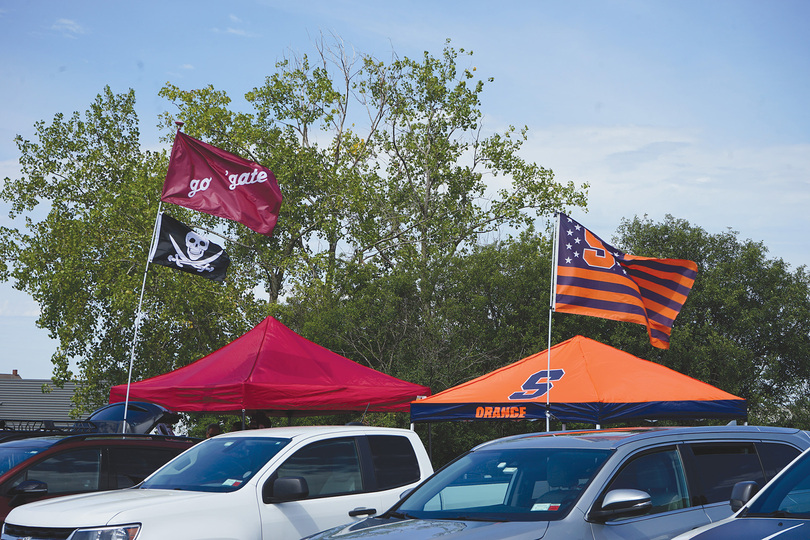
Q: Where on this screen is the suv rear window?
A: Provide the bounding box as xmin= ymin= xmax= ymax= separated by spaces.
xmin=688 ymin=442 xmax=765 ymax=504
xmin=757 ymin=442 xmax=802 ymax=480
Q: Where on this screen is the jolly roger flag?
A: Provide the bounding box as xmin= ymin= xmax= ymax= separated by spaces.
xmin=149 ymin=213 xmax=230 ymax=282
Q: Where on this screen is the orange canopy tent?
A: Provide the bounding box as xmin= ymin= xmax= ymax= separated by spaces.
xmin=410 ymin=335 xmax=746 ymax=425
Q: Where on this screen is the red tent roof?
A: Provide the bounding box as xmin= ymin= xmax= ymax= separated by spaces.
xmin=410 ymin=335 xmax=745 ymax=424
xmin=110 ymin=316 xmax=430 ymax=414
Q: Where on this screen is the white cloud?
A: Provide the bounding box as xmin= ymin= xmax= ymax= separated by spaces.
xmin=520 ymin=125 xmax=810 ymax=269
xmin=0 ymin=287 xmax=41 ymax=317
xmin=51 ymin=19 xmax=85 ymax=38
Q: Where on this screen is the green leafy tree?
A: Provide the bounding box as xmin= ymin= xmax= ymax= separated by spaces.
xmin=162 ymin=38 xmax=587 ymax=375
xmin=1 ymin=39 xmax=587 ymax=419
xmin=0 ymin=88 xmax=262 ymax=412
xmin=600 ymin=215 xmax=810 ymax=423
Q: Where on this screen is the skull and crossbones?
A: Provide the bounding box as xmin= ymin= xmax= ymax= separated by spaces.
xmin=168 ymin=231 xmax=223 ymax=273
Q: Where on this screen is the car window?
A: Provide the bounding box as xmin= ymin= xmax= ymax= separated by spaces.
xmin=11 ymin=448 xmax=101 ymax=494
xmin=108 ymin=446 xmax=188 ymax=488
xmin=276 ymin=437 xmax=363 ymax=498
xmin=142 ymin=436 xmax=289 ymax=492
xmin=367 ymin=435 xmax=420 ymax=490
xmin=604 ymin=448 xmax=690 ymax=517
xmin=748 ymin=451 xmax=810 ymax=517
xmin=688 ymin=442 xmax=766 ymax=504
xmin=757 ymin=442 xmax=801 ymax=480
xmin=395 ymin=448 xmax=610 ymax=522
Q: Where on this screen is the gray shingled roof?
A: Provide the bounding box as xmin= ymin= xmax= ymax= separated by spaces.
xmin=0 ymin=377 xmax=78 ymax=421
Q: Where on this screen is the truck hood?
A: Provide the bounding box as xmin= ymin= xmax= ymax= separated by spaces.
xmin=6 ymin=488 xmax=231 ymax=527
xmin=309 ymin=516 xmax=548 ymax=540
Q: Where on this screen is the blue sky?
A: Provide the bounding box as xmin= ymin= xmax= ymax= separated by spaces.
xmin=1 ymin=0 xmax=809 ymax=380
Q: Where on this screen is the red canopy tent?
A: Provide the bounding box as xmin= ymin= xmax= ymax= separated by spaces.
xmin=110 ymin=316 xmax=430 ymax=415
xmin=410 ymin=335 xmax=746 ymax=425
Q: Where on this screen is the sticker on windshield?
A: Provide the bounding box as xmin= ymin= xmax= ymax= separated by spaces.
xmin=531 ymin=503 xmax=561 ymax=511
xmin=223 ymin=479 xmax=243 ymax=487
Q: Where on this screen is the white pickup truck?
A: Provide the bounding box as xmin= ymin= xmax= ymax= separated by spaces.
xmin=0 ymin=425 xmax=433 ymax=540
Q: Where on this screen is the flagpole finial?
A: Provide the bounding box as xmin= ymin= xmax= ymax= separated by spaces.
xmin=175 ymin=121 xmax=184 ymax=130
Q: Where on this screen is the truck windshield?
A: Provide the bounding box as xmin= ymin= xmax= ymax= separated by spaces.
xmin=142 ymin=436 xmax=290 ymax=492
xmin=393 ymin=447 xmax=611 ymax=522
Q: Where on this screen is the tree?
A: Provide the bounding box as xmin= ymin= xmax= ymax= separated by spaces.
xmin=0 ymin=88 xmax=263 ymax=412
xmin=605 ymin=215 xmax=810 ymax=422
xmin=1 ymin=39 xmax=587 ymax=415
xmin=160 ymin=38 xmax=587 ymax=376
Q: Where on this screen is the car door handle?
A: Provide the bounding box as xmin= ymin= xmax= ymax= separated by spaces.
xmin=348 ymin=507 xmax=377 ymax=517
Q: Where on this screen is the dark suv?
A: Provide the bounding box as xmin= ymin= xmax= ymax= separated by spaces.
xmin=0 ymin=401 xmax=196 ymax=525
xmin=0 ymin=433 xmax=196 ymax=525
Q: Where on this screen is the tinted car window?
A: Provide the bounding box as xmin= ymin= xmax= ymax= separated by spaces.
xmin=368 ymin=435 xmax=420 ymax=490
xmin=11 ymin=448 xmax=101 ymax=494
xmin=108 ymin=446 xmax=188 ymax=488
xmin=757 ymin=442 xmax=801 ymax=480
xmin=276 ymin=438 xmax=363 ymax=498
xmin=689 ymin=443 xmax=766 ymax=504
xmin=604 ymin=448 xmax=690 ymax=517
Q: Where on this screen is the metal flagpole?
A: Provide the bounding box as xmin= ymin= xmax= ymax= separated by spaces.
xmin=122 ymin=202 xmax=163 ymax=432
xmin=546 ymin=212 xmax=561 ymax=432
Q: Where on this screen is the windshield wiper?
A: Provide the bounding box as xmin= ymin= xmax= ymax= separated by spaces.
xmin=447 ymin=516 xmax=507 ymax=522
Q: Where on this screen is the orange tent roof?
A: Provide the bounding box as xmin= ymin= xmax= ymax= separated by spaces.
xmin=410 ymin=335 xmax=745 ymax=424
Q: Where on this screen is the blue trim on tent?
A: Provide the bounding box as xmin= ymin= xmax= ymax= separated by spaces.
xmin=410 ymin=399 xmax=747 ymax=424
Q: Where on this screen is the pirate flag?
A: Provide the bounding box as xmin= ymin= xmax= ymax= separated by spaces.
xmin=149 ymin=213 xmax=230 ymax=282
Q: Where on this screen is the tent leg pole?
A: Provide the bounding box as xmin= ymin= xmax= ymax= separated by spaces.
xmin=241 ymin=409 xmax=246 ymax=430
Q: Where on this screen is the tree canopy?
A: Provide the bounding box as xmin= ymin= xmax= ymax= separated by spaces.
xmin=0 ymin=40 xmax=586 ymax=414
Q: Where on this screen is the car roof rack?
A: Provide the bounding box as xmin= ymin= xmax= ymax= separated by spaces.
xmin=0 ymin=420 xmax=99 ymax=442
xmin=0 ymin=419 xmax=99 ymax=435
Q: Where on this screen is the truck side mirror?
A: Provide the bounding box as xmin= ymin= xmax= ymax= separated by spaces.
xmin=730 ymin=481 xmax=759 ymax=512
xmin=263 ymin=476 xmax=309 ymax=504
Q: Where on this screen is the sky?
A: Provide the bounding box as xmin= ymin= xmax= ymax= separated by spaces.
xmin=1 ymin=0 xmax=808 ymax=380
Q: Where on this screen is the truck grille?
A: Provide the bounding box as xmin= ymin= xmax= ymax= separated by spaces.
xmin=1 ymin=524 xmax=75 ymax=540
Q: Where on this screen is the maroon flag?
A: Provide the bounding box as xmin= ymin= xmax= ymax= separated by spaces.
xmin=162 ymin=131 xmax=283 ymax=236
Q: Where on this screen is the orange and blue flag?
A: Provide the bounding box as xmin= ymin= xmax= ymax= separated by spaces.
xmin=553 ymin=213 xmax=697 ymax=349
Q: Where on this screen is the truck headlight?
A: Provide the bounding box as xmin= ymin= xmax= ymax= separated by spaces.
xmin=68 ymin=524 xmax=140 ymax=540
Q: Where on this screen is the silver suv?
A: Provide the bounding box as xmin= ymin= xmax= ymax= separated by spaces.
xmin=307 ymin=425 xmax=810 ymax=540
